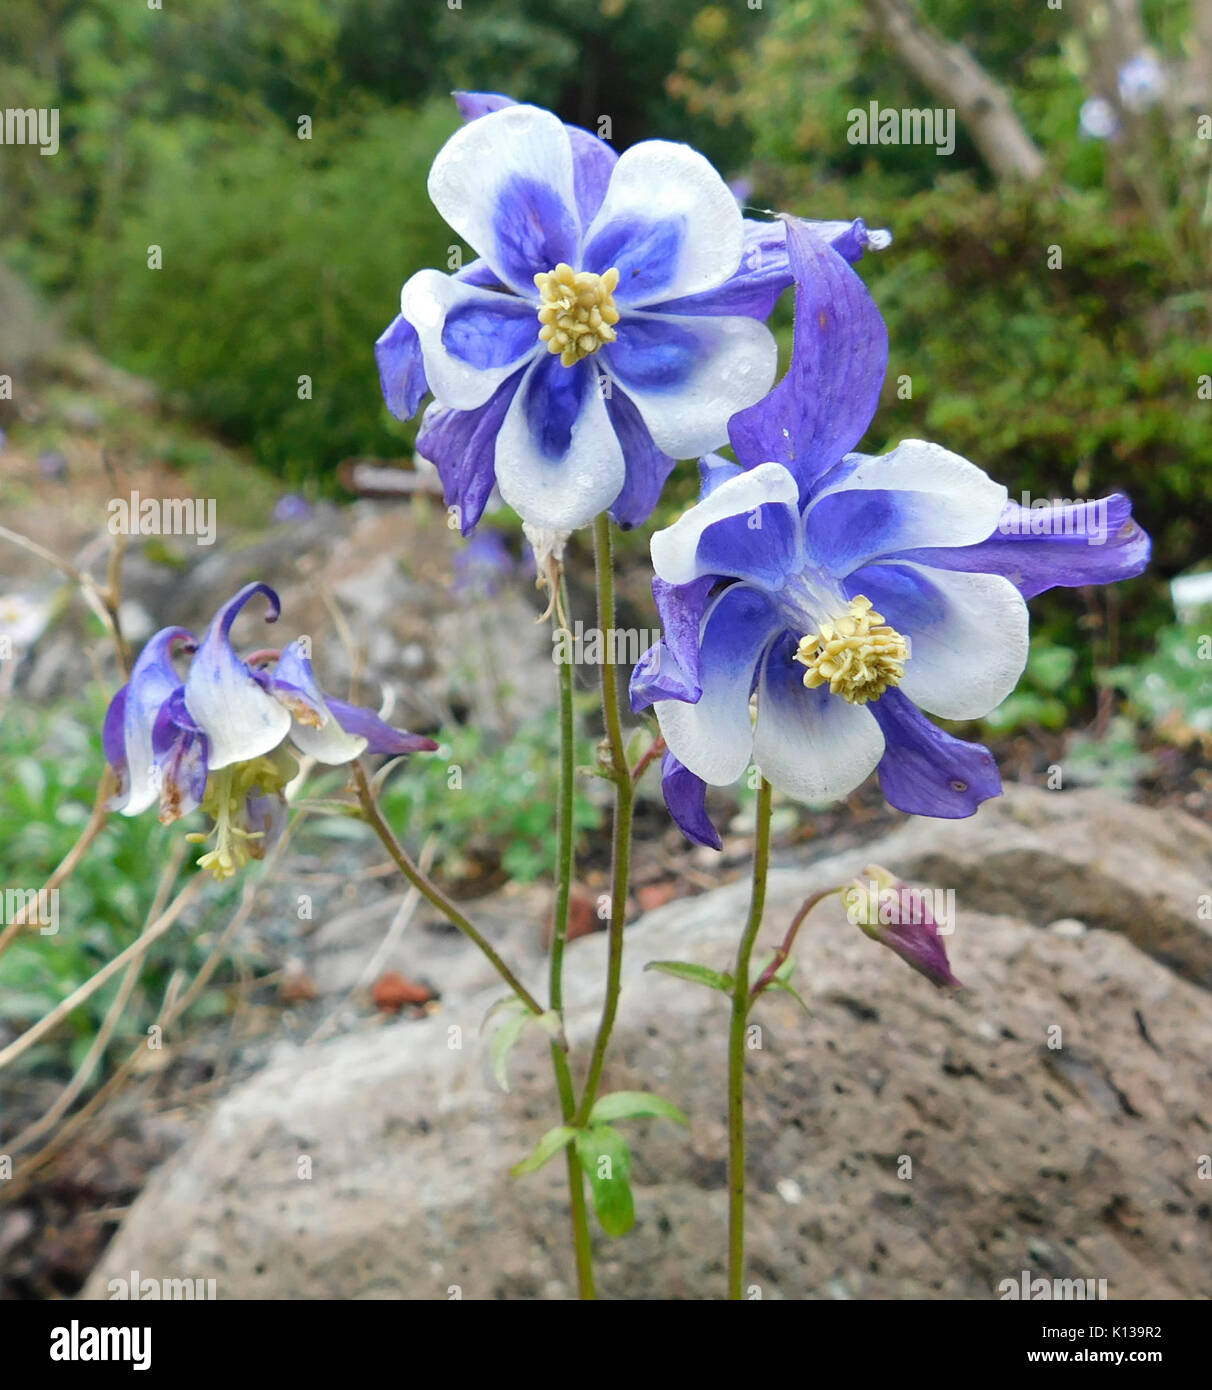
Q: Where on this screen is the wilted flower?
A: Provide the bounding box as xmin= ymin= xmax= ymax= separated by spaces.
xmin=376 ymin=92 xmax=888 ymax=536
xmin=843 ymin=865 xmax=959 ymax=988
xmin=631 ymin=220 xmax=1150 ymax=846
xmin=103 ymin=583 xmax=437 ymax=878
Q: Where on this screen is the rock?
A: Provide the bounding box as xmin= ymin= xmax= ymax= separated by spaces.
xmin=84 ymin=788 xmax=1212 ymax=1300
xmin=855 ymin=785 xmax=1212 ymax=988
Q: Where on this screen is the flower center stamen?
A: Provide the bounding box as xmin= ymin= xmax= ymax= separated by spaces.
xmin=534 ymin=263 xmax=620 ymax=368
xmin=794 ymin=595 xmax=909 ymax=705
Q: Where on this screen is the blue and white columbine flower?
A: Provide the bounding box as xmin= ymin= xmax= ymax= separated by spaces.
xmin=103 ymin=583 xmax=437 ymax=878
xmin=631 ymin=220 xmax=1150 ymax=847
xmin=375 ymin=92 xmax=888 ymax=535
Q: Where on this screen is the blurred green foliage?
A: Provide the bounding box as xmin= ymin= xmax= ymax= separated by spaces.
xmin=0 ymin=694 xmax=237 ymax=1082
xmin=0 ymin=0 xmax=1206 ymax=629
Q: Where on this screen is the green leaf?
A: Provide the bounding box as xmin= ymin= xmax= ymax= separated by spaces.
xmin=488 ymin=1007 xmax=532 ymax=1093
xmin=588 ymin=1091 xmax=688 ymax=1127
xmin=576 ymin=1125 xmax=635 ymax=1238
xmin=767 ymin=978 xmax=811 ymax=1015
xmin=644 ymin=959 xmax=733 ymax=993
xmin=511 ymin=1125 xmax=578 ymax=1177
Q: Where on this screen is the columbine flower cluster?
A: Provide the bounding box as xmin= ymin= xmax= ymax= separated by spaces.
xmin=104 ymin=583 xmax=436 ymax=878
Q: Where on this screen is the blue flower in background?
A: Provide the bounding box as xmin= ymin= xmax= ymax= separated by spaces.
xmin=376 ymin=92 xmax=888 ymax=536
xmin=104 ymin=583 xmax=437 ymax=877
xmin=631 ymin=220 xmax=1150 ymax=846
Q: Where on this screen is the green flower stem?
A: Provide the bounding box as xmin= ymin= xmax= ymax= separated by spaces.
xmin=727 ymin=775 xmax=773 ymax=1300
xmin=352 ymin=760 xmax=543 ymax=1016
xmin=573 ymin=514 xmax=635 ymax=1126
xmin=549 ymin=576 xmax=597 ymax=1300
xmin=749 ymin=886 xmax=839 ymax=1003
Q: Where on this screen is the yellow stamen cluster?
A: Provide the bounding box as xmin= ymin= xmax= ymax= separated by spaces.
xmin=794 ymin=595 xmax=909 ymax=705
xmin=534 ymin=263 xmax=620 ymax=368
xmin=187 ymin=748 xmax=297 ymax=880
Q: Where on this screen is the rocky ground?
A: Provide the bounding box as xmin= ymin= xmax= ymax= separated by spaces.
xmin=78 ymin=786 xmax=1212 ymax=1300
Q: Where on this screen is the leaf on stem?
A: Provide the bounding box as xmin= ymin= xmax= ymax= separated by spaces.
xmin=644 ymin=959 xmax=733 ymax=993
xmin=576 ymin=1125 xmax=635 ymax=1237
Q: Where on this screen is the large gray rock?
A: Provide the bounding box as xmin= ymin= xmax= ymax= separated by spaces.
xmin=83 ymin=789 xmax=1212 ymax=1300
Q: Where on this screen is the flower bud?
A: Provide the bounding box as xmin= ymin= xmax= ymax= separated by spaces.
xmin=842 ymin=864 xmax=960 ymax=989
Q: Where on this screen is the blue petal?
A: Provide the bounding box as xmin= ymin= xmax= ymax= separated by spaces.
xmin=728 ymin=219 xmax=888 ymax=499
xmin=696 ymin=499 xmax=804 ymax=590
xmin=895 ymin=494 xmax=1151 ymax=599
xmin=375 ymin=314 xmax=428 ymax=422
xmin=582 ymin=212 xmax=685 ymax=305
xmin=183 ymin=584 xmax=293 ymax=771
xmin=417 ymin=369 xmax=524 ymax=536
xmin=869 ymin=689 xmax=1001 ymax=818
xmin=103 ymin=684 xmax=129 ymax=795
xmin=653 ymin=218 xmax=792 ymax=319
xmin=699 ymin=453 xmax=743 ymax=497
xmin=326 ymin=697 xmax=440 ymax=755
xmin=151 ymin=689 xmax=208 ymax=823
xmin=606 ymin=387 xmax=675 ymax=529
xmin=605 ymin=316 xmax=702 ymax=394
xmin=114 ymin=625 xmax=195 ymax=815
xmin=441 ymin=294 xmax=539 ymax=370
xmin=521 ymin=353 xmax=593 ymax=460
xmin=491 ymin=172 xmax=581 ymax=290
xmin=661 ymin=750 xmax=723 ymax=850
xmin=629 ymin=576 xmax=716 ymax=712
xmin=453 ymin=90 xmax=516 ymax=121
xmin=566 ymin=125 xmax=618 ymax=227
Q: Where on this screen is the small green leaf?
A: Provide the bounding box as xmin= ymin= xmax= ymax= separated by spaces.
xmin=588 ymin=1091 xmax=688 ymax=1127
xmin=576 ymin=1125 xmax=635 ymax=1238
xmin=644 ymin=959 xmax=733 ymax=993
xmin=489 ymin=1007 xmax=532 ymax=1093
xmin=480 ymin=993 xmax=527 ymax=1036
xmin=511 ymin=1125 xmax=578 ymax=1177
xmin=532 ymin=1009 xmax=567 ymax=1046
xmin=767 ymin=977 xmax=811 ymax=1015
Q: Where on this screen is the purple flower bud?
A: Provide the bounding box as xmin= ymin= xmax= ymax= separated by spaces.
xmin=843 ymin=864 xmax=960 ymax=988
xmin=272 ymin=493 xmax=313 ymax=523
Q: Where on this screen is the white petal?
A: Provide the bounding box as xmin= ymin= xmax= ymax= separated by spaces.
xmin=400 ymin=270 xmax=538 ymax=411
xmin=655 ymin=586 xmax=775 ymax=786
xmin=494 ymin=359 xmax=625 ymax=530
xmin=805 ymin=440 xmax=1008 ymax=567
xmin=888 ymin=564 xmax=1031 ymax=720
xmin=582 ymin=140 xmax=744 ymax=304
xmin=753 ymin=646 xmax=885 ymax=803
xmin=427 ymin=105 xmax=579 ymax=295
xmin=606 ymin=311 xmax=776 ymax=460
xmin=650 ymin=461 xmax=800 ymax=586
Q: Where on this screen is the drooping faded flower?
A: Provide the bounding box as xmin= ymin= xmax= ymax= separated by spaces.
xmin=103 ymin=583 xmax=437 ymax=878
xmin=843 ymin=865 xmax=959 ymax=989
xmin=376 ymin=92 xmax=888 ymax=536
xmin=631 ymin=220 xmax=1150 ymax=847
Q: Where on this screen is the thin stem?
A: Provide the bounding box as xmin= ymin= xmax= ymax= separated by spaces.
xmin=573 ymin=514 xmax=635 ymax=1125
xmin=351 ymin=761 xmax=543 ymax=1016
xmin=549 ymin=576 xmax=596 ymax=1299
xmin=727 ymin=776 xmax=773 ymax=1301
xmin=749 ymin=886 xmax=839 ymax=1002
